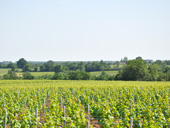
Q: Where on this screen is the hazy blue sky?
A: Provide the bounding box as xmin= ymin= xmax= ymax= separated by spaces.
xmin=0 ymin=0 xmax=170 ymax=62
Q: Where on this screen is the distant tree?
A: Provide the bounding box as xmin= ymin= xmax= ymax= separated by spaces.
xmin=7 ymin=62 xmax=17 ymax=71
xmin=78 ymin=62 xmax=85 ymax=71
xmin=164 ymin=67 xmax=170 ymax=81
xmin=23 ymin=72 xmax=34 ymax=80
xmin=121 ymin=58 xmax=149 ymax=81
xmin=0 ymin=63 xmax=7 ymax=68
xmin=154 ymin=60 xmax=167 ymax=72
xmin=44 ymin=60 xmax=55 ymax=71
xmin=96 ymin=71 xmax=110 ymax=80
xmin=17 ymin=58 xmax=27 ymax=68
xmin=3 ymin=70 xmax=18 ymax=79
xmin=122 ymin=57 xmax=128 ymax=63
xmin=34 ymin=67 xmax=38 ymax=72
xmin=114 ymin=70 xmax=122 ymax=80
xmin=85 ymin=61 xmax=110 ymax=72
xmin=22 ymin=63 xmax=32 ymax=72
xmin=40 ymin=65 xmax=45 ymax=72
xmin=164 ymin=67 xmax=170 ymax=74
xmin=54 ymin=64 xmax=63 ymax=73
xmin=66 ymin=62 xmax=79 ymax=71
xmin=52 ymin=72 xmax=68 ymax=80
xmin=115 ymin=61 xmax=120 ymax=68
xmin=68 ymin=71 xmax=91 ymax=80
xmin=136 ymin=56 xmax=143 ymax=60
xmin=165 ymin=60 xmax=170 ymax=65
xmin=157 ymin=72 xmax=166 ymax=81
xmin=148 ymin=64 xmax=159 ymax=81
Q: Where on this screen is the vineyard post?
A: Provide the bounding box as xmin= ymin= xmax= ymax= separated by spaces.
xmin=87 ymin=104 xmax=90 ymax=128
xmin=43 ymin=98 xmax=45 ymax=106
xmin=130 ymin=117 xmax=133 ymax=128
xmin=36 ymin=108 xmax=38 ymax=127
xmin=130 ymin=102 xmax=132 ymax=118
xmin=4 ymin=111 xmax=7 ymax=128
xmin=64 ymin=106 xmax=66 ymax=126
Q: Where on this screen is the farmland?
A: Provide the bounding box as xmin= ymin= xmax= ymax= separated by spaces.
xmin=90 ymin=71 xmax=118 ymax=77
xmin=0 ymin=80 xmax=170 ymax=127
xmin=0 ymin=68 xmax=118 ymax=78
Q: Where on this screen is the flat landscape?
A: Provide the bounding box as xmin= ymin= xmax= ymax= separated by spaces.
xmin=0 ymin=80 xmax=170 ymax=127
xmin=0 ymin=68 xmax=118 ymax=77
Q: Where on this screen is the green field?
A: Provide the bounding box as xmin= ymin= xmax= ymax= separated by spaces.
xmin=0 ymin=80 xmax=170 ymax=127
xmin=0 ymin=68 xmax=22 ymax=76
xmin=0 ymin=68 xmax=118 ymax=78
xmin=0 ymin=68 xmax=10 ymax=76
xmin=90 ymin=71 xmax=118 ymax=76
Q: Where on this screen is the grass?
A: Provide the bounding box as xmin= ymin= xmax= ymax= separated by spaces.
xmin=0 ymin=68 xmax=54 ymax=77
xmin=90 ymin=71 xmax=118 ymax=76
xmin=0 ymin=68 xmax=22 ymax=76
xmin=0 ymin=68 xmax=10 ymax=76
xmin=15 ymin=72 xmax=55 ymax=77
xmin=0 ymin=68 xmax=118 ymax=77
xmin=110 ymin=64 xmax=125 ymax=68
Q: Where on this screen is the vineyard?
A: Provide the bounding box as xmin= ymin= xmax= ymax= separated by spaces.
xmin=0 ymin=80 xmax=170 ymax=127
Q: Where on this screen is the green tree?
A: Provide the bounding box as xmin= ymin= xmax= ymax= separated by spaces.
xmin=22 ymin=63 xmax=32 ymax=72
xmin=78 ymin=62 xmax=85 ymax=71
xmin=40 ymin=65 xmax=45 ymax=72
xmin=3 ymin=70 xmax=18 ymax=79
xmin=122 ymin=57 xmax=128 ymax=63
xmin=23 ymin=72 xmax=34 ymax=80
xmin=7 ymin=62 xmax=17 ymax=71
xmin=154 ymin=60 xmax=167 ymax=72
xmin=17 ymin=58 xmax=27 ymax=68
xmin=121 ymin=58 xmax=149 ymax=81
xmin=68 ymin=71 xmax=91 ymax=80
xmin=115 ymin=61 xmax=120 ymax=68
xmin=54 ymin=64 xmax=63 ymax=73
xmin=96 ymin=71 xmax=110 ymax=80
xmin=52 ymin=72 xmax=68 ymax=80
xmin=136 ymin=56 xmax=143 ymax=60
xmin=148 ymin=64 xmax=159 ymax=81
xmin=44 ymin=60 xmax=55 ymax=71
xmin=34 ymin=67 xmax=38 ymax=72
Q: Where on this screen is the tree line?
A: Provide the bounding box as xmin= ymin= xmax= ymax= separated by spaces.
xmin=0 ymin=58 xmax=115 ymax=72
xmin=0 ymin=57 xmax=170 ymax=81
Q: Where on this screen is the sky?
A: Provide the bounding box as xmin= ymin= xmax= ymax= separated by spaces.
xmin=0 ymin=0 xmax=170 ymax=62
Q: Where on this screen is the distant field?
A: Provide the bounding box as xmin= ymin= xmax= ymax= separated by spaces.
xmin=16 ymin=72 xmax=55 ymax=77
xmin=0 ymin=68 xmax=22 ymax=76
xmin=0 ymin=68 xmax=117 ymax=77
xmin=90 ymin=71 xmax=118 ymax=76
xmin=0 ymin=68 xmax=10 ymax=76
xmin=110 ymin=64 xmax=125 ymax=68
xmin=0 ymin=68 xmax=54 ymax=77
